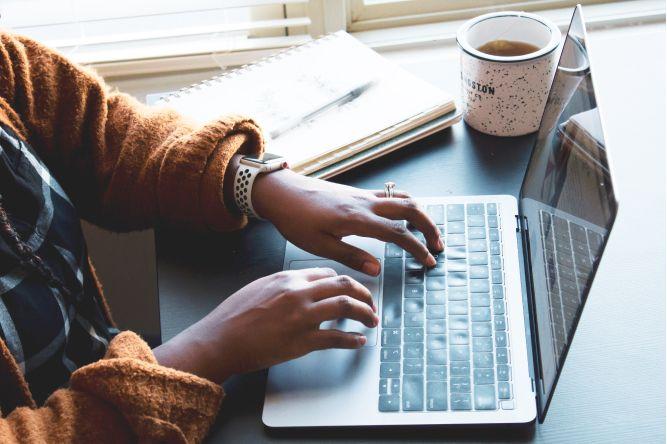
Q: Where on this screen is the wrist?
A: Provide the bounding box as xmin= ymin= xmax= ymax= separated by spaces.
xmin=252 ymin=168 xmax=297 ymax=219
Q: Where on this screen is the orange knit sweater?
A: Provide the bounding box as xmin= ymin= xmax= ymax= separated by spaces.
xmin=0 ymin=31 xmax=264 ymax=442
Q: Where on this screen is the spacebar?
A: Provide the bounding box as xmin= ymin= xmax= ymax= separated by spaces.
xmin=382 ymin=258 xmax=403 ymax=328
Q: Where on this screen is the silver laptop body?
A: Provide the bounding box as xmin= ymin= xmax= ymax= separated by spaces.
xmin=263 ymin=6 xmax=618 ymax=427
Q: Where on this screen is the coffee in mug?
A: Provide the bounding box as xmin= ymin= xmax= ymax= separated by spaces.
xmin=457 ymin=12 xmax=562 ymax=136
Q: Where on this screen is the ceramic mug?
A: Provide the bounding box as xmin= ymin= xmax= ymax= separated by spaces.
xmin=457 ymin=11 xmax=562 ymax=136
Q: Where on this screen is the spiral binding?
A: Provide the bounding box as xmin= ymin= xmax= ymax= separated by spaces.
xmin=158 ymin=32 xmax=342 ymax=104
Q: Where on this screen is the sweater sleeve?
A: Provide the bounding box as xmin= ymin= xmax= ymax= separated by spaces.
xmin=0 ymin=332 xmax=224 ymax=443
xmin=0 ymin=31 xmax=264 ymax=232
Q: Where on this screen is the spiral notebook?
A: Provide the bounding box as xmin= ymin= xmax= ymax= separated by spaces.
xmin=154 ymin=31 xmax=458 ymax=176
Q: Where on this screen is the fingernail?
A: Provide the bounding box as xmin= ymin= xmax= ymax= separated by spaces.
xmin=437 ymin=238 xmax=444 ymax=251
xmin=372 ymin=301 xmax=378 ymax=313
xmin=427 ymin=254 xmax=436 ymax=267
xmin=362 ymin=261 xmax=380 ymax=276
xmin=373 ymin=315 xmax=379 ymax=327
xmin=358 ymin=335 xmax=367 ymax=346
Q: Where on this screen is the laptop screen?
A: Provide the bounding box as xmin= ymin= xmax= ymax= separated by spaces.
xmin=519 ymin=6 xmax=618 ymax=420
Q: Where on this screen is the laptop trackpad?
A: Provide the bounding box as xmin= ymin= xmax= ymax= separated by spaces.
xmin=288 ymin=259 xmax=379 ymax=347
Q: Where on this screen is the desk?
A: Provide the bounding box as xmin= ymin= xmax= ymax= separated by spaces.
xmin=156 ymin=23 xmax=665 ymax=443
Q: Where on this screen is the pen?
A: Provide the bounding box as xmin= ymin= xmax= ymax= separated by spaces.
xmin=269 ymin=80 xmax=375 ymax=140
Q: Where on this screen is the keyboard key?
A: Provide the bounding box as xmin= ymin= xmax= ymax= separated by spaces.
xmin=447 ymin=204 xmax=464 ymax=221
xmin=467 ymin=215 xmax=485 ymax=227
xmin=402 ymin=375 xmax=424 ymax=411
xmin=382 ymin=328 xmax=401 ymax=346
xmin=492 ymin=300 xmax=505 ymax=315
xmin=491 ymin=270 xmax=503 ymax=284
xmin=450 ymin=362 xmax=470 ymax=376
xmin=385 ymin=243 xmax=403 ymax=258
xmin=380 ymin=362 xmax=400 ymax=378
xmin=447 ymin=272 xmax=467 ymax=287
xmin=404 ymin=312 xmax=424 ymax=327
xmin=404 ymin=285 xmax=423 ymax=299
xmin=495 ymin=332 xmax=508 ymax=348
xmin=469 ymin=252 xmax=488 ymax=265
xmin=490 ymin=241 xmax=501 ymax=255
xmin=469 ymin=265 xmax=489 ymax=279
xmin=447 ymin=259 xmax=467 ymax=272
xmin=426 ymin=262 xmax=446 ymax=276
xmin=470 ymin=279 xmax=490 ymax=293
xmin=426 ymin=205 xmax=445 ymax=224
xmin=447 ymin=234 xmax=466 ymax=247
xmin=426 ymin=276 xmax=446 ymax=291
xmin=449 ymin=315 xmax=469 ymax=329
xmin=490 ymin=255 xmax=501 ymax=269
xmin=448 ymin=287 xmax=468 ymax=301
xmin=474 ymin=368 xmax=495 ymax=384
xmin=446 ymin=246 xmax=467 ymax=260
xmin=472 ymin=307 xmax=491 ymax=322
xmin=497 ymin=365 xmax=511 ymax=381
xmin=474 ymin=385 xmax=496 ymax=410
xmin=447 ymin=221 xmax=465 ymax=234
xmin=403 ymin=359 xmax=424 ymax=374
xmin=467 ymin=203 xmax=485 ymax=215
xmin=404 ymin=327 xmax=424 ymax=342
xmin=405 ymin=270 xmax=424 ymax=285
xmin=468 ymin=227 xmax=486 ymax=239
xmin=382 ymin=258 xmax=403 ymax=327
xmin=427 ymin=305 xmax=446 ymax=319
xmin=450 ymin=330 xmax=469 ymax=345
xmin=404 ymin=299 xmax=424 ymax=313
xmin=426 ymin=290 xmax=446 ymax=305
xmin=380 ymin=378 xmax=389 ymax=394
xmin=451 ymin=376 xmax=471 ymax=393
xmin=471 ymin=293 xmax=490 ymax=307
xmin=496 ymin=348 xmax=509 ymax=364
xmin=492 ymin=285 xmax=504 ymax=299
xmin=489 ymin=229 xmax=500 ymax=242
xmin=472 ymin=322 xmax=492 ymax=337
xmin=472 ymin=337 xmax=493 ymax=352
xmin=487 ymin=203 xmax=497 ymax=215
xmin=404 ymin=343 xmax=424 ymax=359
xmin=427 ymin=381 xmax=448 ymax=411
xmin=427 ymin=365 xmax=447 ymax=380
xmin=473 ymin=352 xmax=494 ymax=368
xmin=498 ymin=382 xmax=512 ymax=399
xmin=379 ymin=394 xmax=400 ymax=411
xmin=427 ymin=348 xmax=447 ymax=365
xmin=448 ymin=301 xmax=468 ymax=315
xmin=494 ymin=316 xmax=507 ymax=331
xmin=424 ymin=317 xmax=445 ymax=336
xmin=570 ymin=222 xmax=587 ymax=242
xmin=427 ymin=334 xmax=447 ymax=350
xmin=405 ymin=258 xmax=424 ymax=271
xmin=451 ymin=393 xmax=472 ymax=410
xmin=449 ymin=345 xmax=470 ymax=361
xmin=381 ymin=347 xmax=401 ymax=362
xmin=487 ymin=215 xmax=499 ymax=228
xmin=469 ymin=239 xmax=487 ymax=252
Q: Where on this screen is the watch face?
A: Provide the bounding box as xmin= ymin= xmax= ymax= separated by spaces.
xmin=243 ymin=153 xmax=283 ymax=164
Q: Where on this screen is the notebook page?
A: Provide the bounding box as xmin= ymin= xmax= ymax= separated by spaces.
xmin=158 ymin=32 xmax=452 ymax=167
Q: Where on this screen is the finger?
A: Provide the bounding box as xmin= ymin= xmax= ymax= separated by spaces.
xmin=309 ymin=295 xmax=378 ymax=328
xmin=346 ymin=215 xmax=436 ymax=267
xmin=307 ymin=329 xmax=367 ymax=351
xmin=371 ymin=189 xmax=411 ymax=199
xmin=289 ymin=267 xmax=338 ymax=282
xmin=374 ymin=197 xmax=444 ymax=253
xmin=313 ymin=236 xmax=381 ymax=276
xmin=302 ymin=275 xmax=375 ymax=310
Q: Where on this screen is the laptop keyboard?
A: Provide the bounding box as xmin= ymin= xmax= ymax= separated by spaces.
xmin=539 ymin=211 xmax=603 ymax=363
xmin=378 ymin=203 xmax=514 ymax=413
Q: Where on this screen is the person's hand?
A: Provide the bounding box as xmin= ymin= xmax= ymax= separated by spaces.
xmin=252 ymin=169 xmax=444 ymax=275
xmin=153 ymin=268 xmax=378 ymax=384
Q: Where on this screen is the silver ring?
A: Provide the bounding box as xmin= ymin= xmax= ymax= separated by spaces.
xmin=384 ymin=181 xmax=396 ymax=198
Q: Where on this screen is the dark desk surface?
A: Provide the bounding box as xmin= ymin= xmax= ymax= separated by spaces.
xmin=156 ymin=24 xmax=665 ymax=443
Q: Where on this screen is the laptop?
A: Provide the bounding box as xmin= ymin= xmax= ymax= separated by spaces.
xmin=263 ymin=5 xmax=618 ymax=427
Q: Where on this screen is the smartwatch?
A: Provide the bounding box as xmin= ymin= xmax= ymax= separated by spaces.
xmin=233 ymin=153 xmax=288 ymax=219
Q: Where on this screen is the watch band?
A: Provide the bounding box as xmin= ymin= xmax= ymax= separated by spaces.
xmin=233 ymin=157 xmax=287 ymax=219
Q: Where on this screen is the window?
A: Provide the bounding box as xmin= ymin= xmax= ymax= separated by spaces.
xmin=348 ymin=0 xmax=625 ymax=31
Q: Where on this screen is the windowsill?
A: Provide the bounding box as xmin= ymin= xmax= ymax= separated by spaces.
xmin=95 ymin=0 xmax=664 ymax=79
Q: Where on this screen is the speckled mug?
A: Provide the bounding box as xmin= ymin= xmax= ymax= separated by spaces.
xmin=457 ymin=12 xmax=561 ymax=136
